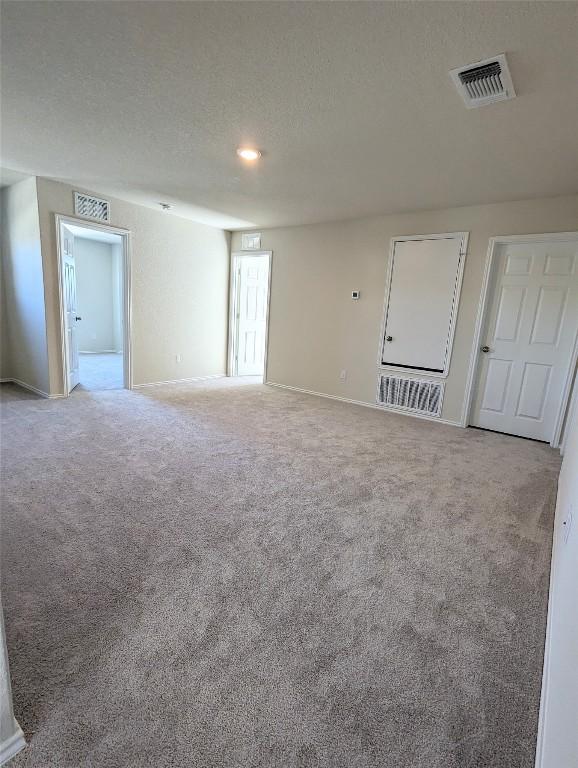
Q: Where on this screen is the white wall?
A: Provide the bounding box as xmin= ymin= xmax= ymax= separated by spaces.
xmin=74 ymin=238 xmax=120 ymax=353
xmin=0 ymin=258 xmax=10 ymax=378
xmin=0 ymin=605 xmax=25 ymax=764
xmin=536 ymin=386 xmax=578 ymax=767
xmin=35 ymin=178 xmax=230 ymax=394
xmin=231 ymin=195 xmax=578 ymax=424
xmin=0 ymin=177 xmax=50 ymax=394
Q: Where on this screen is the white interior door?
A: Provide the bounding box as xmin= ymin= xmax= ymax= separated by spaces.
xmin=235 ymin=254 xmax=270 ymax=376
xmin=62 ymin=225 xmax=80 ymax=392
xmin=382 ymin=236 xmax=464 ymax=374
xmin=471 ymin=239 xmax=578 ymax=442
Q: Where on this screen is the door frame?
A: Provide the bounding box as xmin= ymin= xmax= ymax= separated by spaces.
xmin=228 ymin=250 xmax=272 ymax=380
xmin=462 ymin=231 xmax=578 ymax=447
xmin=55 ymin=214 xmax=133 ymax=395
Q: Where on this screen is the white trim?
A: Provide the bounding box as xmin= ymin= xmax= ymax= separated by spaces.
xmin=79 ymin=350 xmax=123 ymax=354
xmin=377 ymin=231 xmax=469 ymax=379
xmin=462 ymin=231 xmax=578 ymax=447
xmin=266 ymin=381 xmax=462 ymax=428
xmin=534 ymin=559 xmax=555 ymax=768
xmin=533 ymin=451 xmax=567 ymax=768
xmin=0 ymin=726 xmax=26 ymax=765
xmin=227 ymin=254 xmax=238 ymax=378
xmin=132 ymin=374 xmax=226 ymax=390
xmin=55 ymin=214 xmax=133 ymax=397
xmin=0 ymin=378 xmax=65 ymax=399
xmin=560 ymin=374 xmax=578 ymax=456
xmin=228 ymin=251 xmax=273 ymax=381
xmin=553 ymin=335 xmax=578 ymax=449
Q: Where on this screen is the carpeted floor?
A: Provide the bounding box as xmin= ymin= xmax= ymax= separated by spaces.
xmin=78 ymin=353 xmax=123 ymax=391
xmin=0 ymin=378 xmax=559 ymax=768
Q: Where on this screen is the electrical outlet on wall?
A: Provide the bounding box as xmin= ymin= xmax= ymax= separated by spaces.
xmin=175 ymin=354 xmax=182 ymax=363
xmin=339 ymin=369 xmax=347 ymax=381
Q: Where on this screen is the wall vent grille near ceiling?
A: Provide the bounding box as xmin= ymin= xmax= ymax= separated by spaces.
xmin=450 ymin=54 xmax=516 ymax=108
xmin=73 ymin=191 xmax=110 ymax=222
xmin=377 ymin=374 xmax=444 ymax=418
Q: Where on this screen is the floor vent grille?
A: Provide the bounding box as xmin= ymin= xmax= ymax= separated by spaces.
xmin=377 ymin=374 xmax=444 ymax=417
xmin=73 ymin=191 xmax=110 ymax=222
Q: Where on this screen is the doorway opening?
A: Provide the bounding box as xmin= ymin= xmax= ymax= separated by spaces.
xmin=228 ymin=251 xmax=272 ymax=380
xmin=57 ymin=216 xmax=131 ymax=394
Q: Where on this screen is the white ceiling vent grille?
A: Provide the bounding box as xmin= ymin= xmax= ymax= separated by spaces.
xmin=377 ymin=374 xmax=444 ymax=418
xmin=450 ymin=54 xmax=515 ymax=108
xmin=73 ymin=191 xmax=110 ymax=222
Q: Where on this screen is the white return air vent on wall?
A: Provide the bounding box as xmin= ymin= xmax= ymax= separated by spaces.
xmin=73 ymin=191 xmax=110 ymax=222
xmin=450 ymin=54 xmax=515 ymax=108
xmin=377 ymin=374 xmax=444 ymax=418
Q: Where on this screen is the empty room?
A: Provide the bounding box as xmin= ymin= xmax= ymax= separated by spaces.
xmin=1 ymin=3 xmax=577 ymax=768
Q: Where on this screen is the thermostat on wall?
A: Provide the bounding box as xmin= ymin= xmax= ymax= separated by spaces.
xmin=351 ymin=290 xmax=360 ymax=300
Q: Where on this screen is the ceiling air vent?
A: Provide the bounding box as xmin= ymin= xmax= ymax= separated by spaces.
xmin=450 ymin=54 xmax=515 ymax=108
xmin=377 ymin=374 xmax=444 ymax=418
xmin=73 ymin=191 xmax=110 ymax=222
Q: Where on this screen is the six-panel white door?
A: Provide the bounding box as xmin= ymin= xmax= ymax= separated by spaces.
xmin=471 ymin=239 xmax=578 ymax=441
xmin=235 ymin=255 xmax=270 ymax=376
xmin=62 ymin=225 xmax=81 ymax=392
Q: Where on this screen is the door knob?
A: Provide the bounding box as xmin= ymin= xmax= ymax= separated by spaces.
xmin=480 ymin=345 xmax=490 ymax=353
xmin=386 ymin=335 xmax=393 ymax=342
xmin=75 ymin=316 xmax=82 ymax=321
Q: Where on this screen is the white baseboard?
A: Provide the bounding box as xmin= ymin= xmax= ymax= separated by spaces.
xmin=534 ymin=512 xmax=559 ymax=768
xmin=79 ymin=350 xmax=123 ymax=355
xmin=265 ymin=381 xmax=463 ymax=428
xmin=0 ymin=726 xmax=26 ymax=766
xmin=534 ymin=616 xmax=552 ymax=768
xmin=132 ymin=373 xmax=226 ymax=390
xmin=0 ymin=378 xmax=64 ymax=400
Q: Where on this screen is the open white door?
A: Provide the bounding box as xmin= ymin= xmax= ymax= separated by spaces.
xmin=470 ymin=237 xmax=578 ymax=442
xmin=231 ymin=253 xmax=270 ymax=377
xmin=62 ymin=225 xmax=80 ymax=392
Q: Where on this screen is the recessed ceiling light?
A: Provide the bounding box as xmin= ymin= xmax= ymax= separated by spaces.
xmin=236 ymin=147 xmax=261 ymax=161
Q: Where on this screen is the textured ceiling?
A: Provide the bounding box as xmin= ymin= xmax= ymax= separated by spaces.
xmin=2 ymin=1 xmax=577 ymax=229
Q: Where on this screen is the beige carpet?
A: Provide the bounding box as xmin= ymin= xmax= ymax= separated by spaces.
xmin=1 ymin=378 xmax=559 ymax=768
xmin=78 ymin=353 xmax=123 ymax=391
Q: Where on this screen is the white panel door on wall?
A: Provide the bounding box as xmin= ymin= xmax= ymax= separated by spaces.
xmin=471 ymin=239 xmax=578 ymax=442
xmin=381 ymin=235 xmax=465 ymax=374
xmin=62 ymin=225 xmax=80 ymax=392
xmin=235 ymin=255 xmax=270 ymax=376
